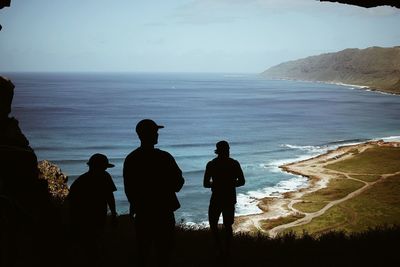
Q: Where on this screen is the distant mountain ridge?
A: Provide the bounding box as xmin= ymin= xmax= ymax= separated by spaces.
xmin=262 ymin=46 xmax=400 ymax=94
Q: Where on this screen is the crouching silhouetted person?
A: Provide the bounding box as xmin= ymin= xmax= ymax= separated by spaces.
xmin=68 ymin=153 xmax=117 ymax=263
xmin=204 ymin=141 xmax=245 ymax=255
xmin=124 ymin=119 xmax=184 ymax=267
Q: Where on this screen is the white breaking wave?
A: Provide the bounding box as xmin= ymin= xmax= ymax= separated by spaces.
xmin=258 ymin=144 xmax=329 ymax=173
xmin=182 ymin=221 xmax=209 ymax=229
xmin=281 ymin=144 xmax=327 ymax=153
xmin=375 ymin=136 xmax=400 ymax=142
xmin=235 ymin=175 xmax=309 ymax=216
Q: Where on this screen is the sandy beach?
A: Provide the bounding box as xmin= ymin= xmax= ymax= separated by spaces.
xmin=234 ymin=140 xmax=400 ymax=235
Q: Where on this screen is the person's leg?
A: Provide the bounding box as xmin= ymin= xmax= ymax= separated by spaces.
xmin=134 ymin=215 xmax=151 ymax=267
xmin=222 ymin=204 xmax=235 ymax=254
xmin=154 ymin=212 xmax=175 ymax=267
xmin=208 ymin=200 xmax=223 ymax=254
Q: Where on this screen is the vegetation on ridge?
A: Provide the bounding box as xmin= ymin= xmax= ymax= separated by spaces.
xmin=262 ymin=46 xmax=400 ymax=94
xmin=2 ymin=214 xmax=399 ymax=267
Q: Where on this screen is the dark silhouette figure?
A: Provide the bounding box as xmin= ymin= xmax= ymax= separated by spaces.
xmin=0 ymin=77 xmax=30 ymax=149
xmin=68 ymin=153 xmax=117 ymax=240
xmin=0 ymin=77 xmax=51 ymax=216
xmin=123 ymin=119 xmax=184 ymax=267
xmin=67 ymin=153 xmax=117 ymax=265
xmin=0 ymin=76 xmax=56 ymax=266
xmin=0 ymin=77 xmax=51 ymax=207
xmin=204 ymin=140 xmax=245 ymax=255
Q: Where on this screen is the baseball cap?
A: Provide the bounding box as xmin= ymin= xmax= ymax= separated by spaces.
xmin=136 ymin=119 xmax=164 ymax=135
xmin=87 ymin=153 xmax=115 ymax=169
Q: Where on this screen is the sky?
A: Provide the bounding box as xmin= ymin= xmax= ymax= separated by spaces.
xmin=0 ymin=0 xmax=399 ymax=73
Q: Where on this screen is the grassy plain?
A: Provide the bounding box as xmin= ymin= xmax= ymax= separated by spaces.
xmin=349 ymin=174 xmax=380 ymax=182
xmin=285 ymin=174 xmax=400 ymax=235
xmin=260 ymin=213 xmax=305 ymax=230
xmin=292 ymin=178 xmax=364 ymax=213
xmin=282 ymin=144 xmax=400 ymax=235
xmin=326 ymin=146 xmax=400 ymax=174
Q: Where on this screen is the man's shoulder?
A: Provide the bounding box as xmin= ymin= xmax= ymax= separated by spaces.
xmin=75 ymin=171 xmax=91 ymax=181
xmin=206 ymin=158 xmax=219 ymax=169
xmin=211 ymin=157 xmax=241 ymax=168
xmin=70 ymin=172 xmax=90 ymax=189
xmin=208 ymin=157 xmax=218 ymax=165
xmin=229 ymin=158 xmax=242 ymax=170
xmin=228 ymin=157 xmax=240 ymax=165
xmin=124 ymin=148 xmax=176 ymax=165
xmin=210 ymin=157 xmax=238 ymax=164
xmin=124 ymin=148 xmax=141 ymax=160
xmin=154 ymin=148 xmax=173 ymax=158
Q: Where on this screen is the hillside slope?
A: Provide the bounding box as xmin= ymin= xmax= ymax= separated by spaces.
xmin=262 ymin=46 xmax=400 ymax=94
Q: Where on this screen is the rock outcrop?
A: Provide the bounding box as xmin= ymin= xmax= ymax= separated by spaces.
xmin=38 ymin=160 xmax=69 ymax=204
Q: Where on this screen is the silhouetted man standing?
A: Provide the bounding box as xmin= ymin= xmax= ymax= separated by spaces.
xmin=124 ymin=119 xmax=184 ymax=267
xmin=204 ymin=140 xmax=245 ymax=255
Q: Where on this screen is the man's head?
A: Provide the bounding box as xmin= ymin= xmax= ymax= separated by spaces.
xmin=0 ymin=76 xmax=15 ymax=118
xmin=135 ymin=119 xmax=164 ymax=146
xmin=215 ymin=140 xmax=230 ymax=157
xmin=87 ymin=153 xmax=114 ymax=172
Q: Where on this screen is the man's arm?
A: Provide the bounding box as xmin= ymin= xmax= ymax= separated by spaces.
xmin=203 ymin=162 xmax=212 ymax=188
xmin=235 ymin=161 xmax=245 ymax=187
xmin=167 ymin=152 xmax=185 ymax=192
xmin=123 ymin=158 xmax=135 ymax=214
xmin=106 ymin=192 xmax=117 ymax=217
xmin=104 ymin=172 xmax=118 ymax=217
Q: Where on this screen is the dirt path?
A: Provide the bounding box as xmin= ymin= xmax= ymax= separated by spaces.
xmin=268 ymin=170 xmax=400 ymax=237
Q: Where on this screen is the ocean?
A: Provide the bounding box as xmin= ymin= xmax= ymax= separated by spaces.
xmin=6 ymin=72 xmax=400 ymax=224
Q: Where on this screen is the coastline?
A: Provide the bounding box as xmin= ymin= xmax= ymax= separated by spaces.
xmin=233 ymin=140 xmax=400 ymax=234
xmin=264 ymin=77 xmax=400 ymax=96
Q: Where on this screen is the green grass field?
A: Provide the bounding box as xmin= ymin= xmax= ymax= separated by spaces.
xmin=349 ymin=174 xmax=380 ymax=182
xmin=285 ymin=174 xmax=400 ymax=235
xmin=326 ymin=146 xmax=400 ymax=174
xmin=278 ymin=145 xmax=400 ymax=236
xmin=292 ymin=178 xmax=364 ymax=213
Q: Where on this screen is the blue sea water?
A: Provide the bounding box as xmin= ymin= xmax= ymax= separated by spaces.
xmin=6 ymin=72 xmax=400 ymax=224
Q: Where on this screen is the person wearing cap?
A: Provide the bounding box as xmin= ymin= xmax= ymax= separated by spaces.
xmin=123 ymin=119 xmax=184 ymax=267
xmin=204 ymin=140 xmax=245 ymax=255
xmin=68 ymin=153 xmax=117 ymax=244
